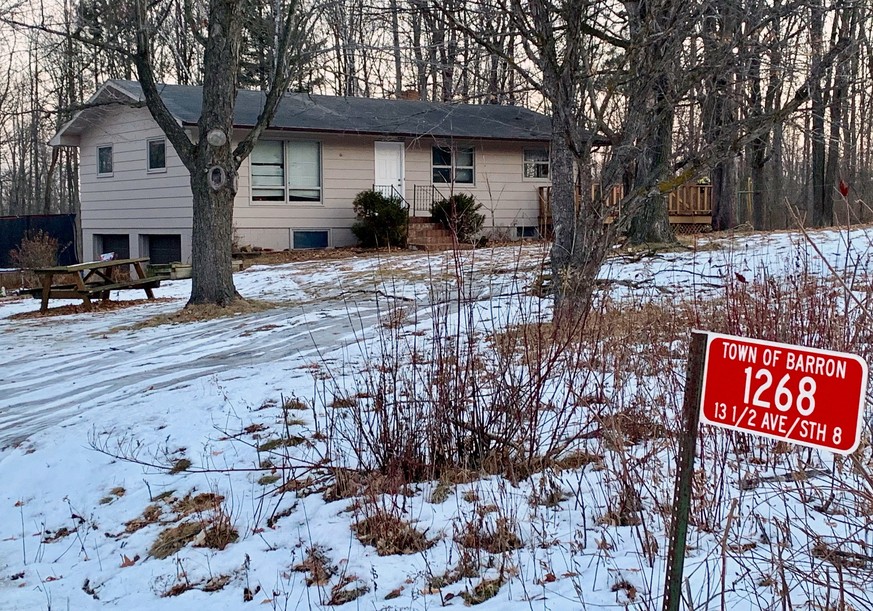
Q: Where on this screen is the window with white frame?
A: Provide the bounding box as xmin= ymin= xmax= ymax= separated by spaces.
xmin=97 ymin=145 xmax=113 ymax=176
xmin=432 ymin=146 xmax=474 ymax=184
xmin=523 ymin=148 xmax=549 ymax=179
xmin=147 ymin=138 xmax=166 ymax=172
xmin=251 ymin=140 xmax=322 ymax=202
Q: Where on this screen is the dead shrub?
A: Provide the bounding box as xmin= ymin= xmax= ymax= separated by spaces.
xmin=9 ymin=230 xmax=60 ymax=286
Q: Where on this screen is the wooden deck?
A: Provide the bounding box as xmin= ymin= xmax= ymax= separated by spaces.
xmin=538 ymin=183 xmax=713 ymax=236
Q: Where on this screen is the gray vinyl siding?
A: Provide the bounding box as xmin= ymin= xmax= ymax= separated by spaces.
xmin=78 ymin=112 xmax=547 ymax=259
xmin=233 ymin=132 xmax=547 ymax=249
xmin=405 ymin=139 xmax=546 ymax=237
xmin=79 ymin=106 xmax=193 ymax=262
xmin=233 ymin=132 xmax=368 ymax=248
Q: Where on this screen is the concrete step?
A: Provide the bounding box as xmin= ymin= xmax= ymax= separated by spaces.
xmin=408 ymin=228 xmax=454 ymax=240
xmin=407 ymin=222 xmax=445 ymax=231
xmin=407 ymin=234 xmax=457 ymax=245
xmin=408 ymin=216 xmax=438 ymax=225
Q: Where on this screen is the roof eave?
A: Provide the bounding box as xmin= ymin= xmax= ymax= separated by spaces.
xmin=49 ymin=133 xmax=80 ymax=147
xmin=49 ymin=81 xmax=149 ymax=148
xmin=206 ymin=122 xmax=551 ymax=142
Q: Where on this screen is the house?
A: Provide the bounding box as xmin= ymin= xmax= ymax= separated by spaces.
xmin=50 ymin=80 xmax=553 ymax=264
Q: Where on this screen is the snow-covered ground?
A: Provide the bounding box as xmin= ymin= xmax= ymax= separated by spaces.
xmin=1 ymin=229 xmax=871 ymax=610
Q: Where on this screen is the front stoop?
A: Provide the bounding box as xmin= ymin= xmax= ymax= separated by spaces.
xmin=406 ymin=217 xmax=473 ymax=251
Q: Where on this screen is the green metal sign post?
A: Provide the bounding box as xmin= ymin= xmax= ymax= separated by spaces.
xmin=662 ymin=331 xmax=707 ymax=611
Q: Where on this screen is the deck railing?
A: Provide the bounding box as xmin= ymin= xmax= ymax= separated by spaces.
xmin=538 ymin=182 xmax=713 ymax=233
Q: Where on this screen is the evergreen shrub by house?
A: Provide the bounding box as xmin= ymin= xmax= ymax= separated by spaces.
xmin=351 ymin=190 xmax=408 ymax=248
xmin=430 ymin=194 xmax=484 ymax=242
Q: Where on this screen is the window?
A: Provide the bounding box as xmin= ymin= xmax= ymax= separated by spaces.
xmin=147 ymin=138 xmax=166 ymax=172
xmin=523 ymin=148 xmax=549 ymax=179
xmin=97 ymin=145 xmax=113 ymax=176
xmin=251 ymin=140 xmax=284 ymax=201
xmin=293 ymin=230 xmax=329 ymax=249
xmin=251 ymin=140 xmax=322 ymax=202
xmin=432 ymin=146 xmax=474 ymax=184
xmin=516 ymin=226 xmax=539 ymax=239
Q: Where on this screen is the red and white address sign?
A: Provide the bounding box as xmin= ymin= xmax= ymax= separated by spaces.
xmin=699 ymin=332 xmax=869 ymax=454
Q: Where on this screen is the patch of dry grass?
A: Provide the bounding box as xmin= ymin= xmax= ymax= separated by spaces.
xmin=11 ymin=297 xmax=176 ymax=320
xmin=150 ymin=521 xmax=202 ymax=559
xmin=258 ymin=436 xmax=306 ymax=452
xmin=169 ymin=458 xmax=192 ymax=474
xmin=325 ymin=574 xmax=369 ymax=605
xmin=352 ymin=508 xmax=434 ymax=556
xmin=456 ymin=516 xmax=522 ymax=553
xmin=293 ymin=545 xmax=337 ymax=585
xmin=460 ymin=577 xmax=503 ymax=605
xmin=124 ymin=503 xmax=163 ymax=533
xmin=117 ymin=298 xmax=279 ymax=331
xmin=172 ymin=492 xmax=224 ymax=516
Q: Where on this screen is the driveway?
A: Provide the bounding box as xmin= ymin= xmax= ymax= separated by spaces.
xmin=0 ymin=246 xmax=547 ymax=449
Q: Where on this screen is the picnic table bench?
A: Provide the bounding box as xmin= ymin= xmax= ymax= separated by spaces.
xmin=28 ymin=257 xmax=161 ymax=313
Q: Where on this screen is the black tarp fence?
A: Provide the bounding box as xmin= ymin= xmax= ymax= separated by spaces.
xmin=0 ymin=214 xmax=79 ymax=268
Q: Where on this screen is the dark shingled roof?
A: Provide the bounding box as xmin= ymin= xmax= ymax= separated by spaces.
xmin=109 ymin=80 xmax=550 ymax=142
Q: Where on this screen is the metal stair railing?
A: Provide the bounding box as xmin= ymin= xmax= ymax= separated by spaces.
xmin=412 ymin=184 xmax=448 ymax=216
xmin=372 ymin=184 xmax=410 ymax=211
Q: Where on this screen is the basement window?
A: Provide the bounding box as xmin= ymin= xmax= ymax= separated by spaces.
xmin=293 ymin=230 xmax=329 ymax=249
xmin=516 ymin=226 xmax=539 ymax=239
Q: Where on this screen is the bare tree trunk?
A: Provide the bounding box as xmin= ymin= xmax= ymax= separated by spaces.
xmin=702 ymin=1 xmax=739 ymax=231
xmin=823 ymin=8 xmax=853 ymax=224
xmin=808 ymin=0 xmax=827 ymax=226
xmin=623 ymin=0 xmax=676 ymax=245
xmin=409 ymin=2 xmax=428 ymax=98
xmin=390 ymin=0 xmax=403 ymax=95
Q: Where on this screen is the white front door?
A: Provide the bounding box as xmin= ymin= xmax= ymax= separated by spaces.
xmin=374 ymin=141 xmax=405 ymax=200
